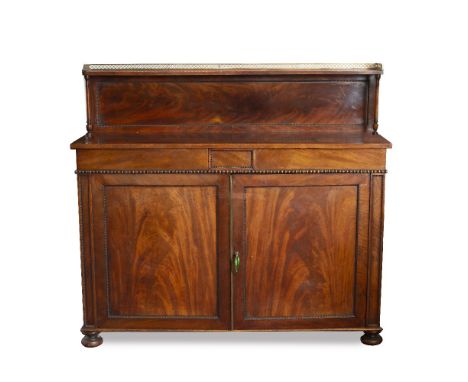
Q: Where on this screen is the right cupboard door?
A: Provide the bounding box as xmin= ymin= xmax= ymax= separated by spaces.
xmin=232 ymin=174 xmax=370 ymax=330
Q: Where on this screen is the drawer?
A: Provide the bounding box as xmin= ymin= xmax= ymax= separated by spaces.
xmin=77 ymin=149 xmax=208 ymax=170
xmin=209 ymin=150 xmax=253 ymax=169
xmin=77 ymin=148 xmax=386 ymax=171
xmin=254 ymin=149 xmax=386 ymax=170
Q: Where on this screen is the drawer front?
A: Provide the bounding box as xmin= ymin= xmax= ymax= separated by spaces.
xmin=76 ymin=148 xmax=386 ymax=171
xmin=254 ymin=149 xmax=386 ymax=170
xmin=210 ymin=150 xmax=253 ymax=169
xmin=77 ymin=149 xmax=208 ymax=170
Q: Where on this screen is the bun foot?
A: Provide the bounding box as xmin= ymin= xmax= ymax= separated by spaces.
xmin=360 ymin=330 xmax=383 ymax=346
xmin=81 ymin=331 xmax=103 ymax=348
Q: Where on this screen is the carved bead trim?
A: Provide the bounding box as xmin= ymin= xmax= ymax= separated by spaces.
xmin=76 ymin=169 xmax=387 ymax=175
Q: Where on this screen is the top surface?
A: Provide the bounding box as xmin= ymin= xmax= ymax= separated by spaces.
xmin=71 ymin=131 xmax=392 ymax=149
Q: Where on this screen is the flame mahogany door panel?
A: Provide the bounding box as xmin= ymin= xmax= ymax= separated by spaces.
xmin=88 ymin=174 xmax=230 ymax=330
xmin=232 ymin=174 xmax=370 ymax=330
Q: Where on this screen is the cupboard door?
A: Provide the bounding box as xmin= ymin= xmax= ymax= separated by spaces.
xmin=89 ymin=174 xmax=230 ymax=330
xmin=232 ymin=174 xmax=370 ymax=330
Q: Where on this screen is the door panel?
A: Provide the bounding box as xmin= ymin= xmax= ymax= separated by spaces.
xmin=232 ymin=174 xmax=369 ymax=330
xmin=106 ymin=186 xmax=217 ymax=317
xmin=90 ymin=174 xmax=230 ymax=330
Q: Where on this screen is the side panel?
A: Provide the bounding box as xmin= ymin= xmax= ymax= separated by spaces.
xmin=366 ymin=174 xmax=386 ymax=328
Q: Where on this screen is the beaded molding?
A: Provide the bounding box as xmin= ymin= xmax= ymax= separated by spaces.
xmin=86 ymin=63 xmax=382 ymax=71
xmin=76 ymin=169 xmax=387 ymax=175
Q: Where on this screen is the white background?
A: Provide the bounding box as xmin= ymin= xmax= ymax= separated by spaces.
xmin=1 ymin=0 xmax=467 ymax=380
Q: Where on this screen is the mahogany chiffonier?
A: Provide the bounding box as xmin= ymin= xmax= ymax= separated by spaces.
xmin=71 ymin=63 xmax=391 ymax=347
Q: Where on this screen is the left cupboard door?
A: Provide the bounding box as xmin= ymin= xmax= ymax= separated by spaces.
xmin=84 ymin=173 xmax=230 ymax=330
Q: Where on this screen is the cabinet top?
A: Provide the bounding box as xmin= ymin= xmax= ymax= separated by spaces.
xmin=71 ymin=130 xmax=391 ymax=149
xmin=83 ymin=63 xmax=383 ymax=76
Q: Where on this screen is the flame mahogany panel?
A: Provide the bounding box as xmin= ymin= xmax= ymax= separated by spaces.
xmin=88 ymin=77 xmax=369 ymax=129
xmin=89 ymin=174 xmax=231 ymax=330
xmin=106 ymin=186 xmax=217 ymax=317
xmin=232 ymin=174 xmax=370 ymax=330
xmin=245 ymin=185 xmax=357 ymax=318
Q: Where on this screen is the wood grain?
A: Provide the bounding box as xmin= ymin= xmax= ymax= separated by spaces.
xmin=77 ymin=174 xmax=96 ymax=326
xmin=210 ymin=150 xmax=252 ymax=168
xmin=89 ymin=174 xmax=230 ymax=330
xmin=255 ymin=149 xmax=386 ymax=170
xmin=105 ymin=185 xmax=217 ymax=317
xmin=71 ymin=130 xmax=392 ymax=149
xmin=90 ymin=79 xmax=367 ymax=128
xmin=367 ymin=174 xmax=385 ymax=327
xmin=77 ymin=149 xmax=208 ymax=170
xmin=232 ymin=174 xmax=370 ymax=330
xmin=245 ymin=185 xmax=357 ymax=318
xmin=73 ymin=66 xmax=389 ymax=345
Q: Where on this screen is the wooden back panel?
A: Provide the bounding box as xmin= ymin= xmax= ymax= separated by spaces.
xmin=84 ymin=73 xmax=380 ymax=133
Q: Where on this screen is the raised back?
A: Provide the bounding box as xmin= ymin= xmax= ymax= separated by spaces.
xmin=83 ymin=64 xmax=382 ymax=134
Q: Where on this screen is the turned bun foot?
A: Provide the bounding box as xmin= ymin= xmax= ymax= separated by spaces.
xmin=81 ymin=331 xmax=103 ymax=348
xmin=360 ymin=330 xmax=383 ymax=345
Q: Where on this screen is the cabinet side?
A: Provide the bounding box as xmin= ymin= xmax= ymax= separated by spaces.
xmin=77 ymin=173 xmax=97 ymax=328
xmin=366 ymin=173 xmax=386 ymax=328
